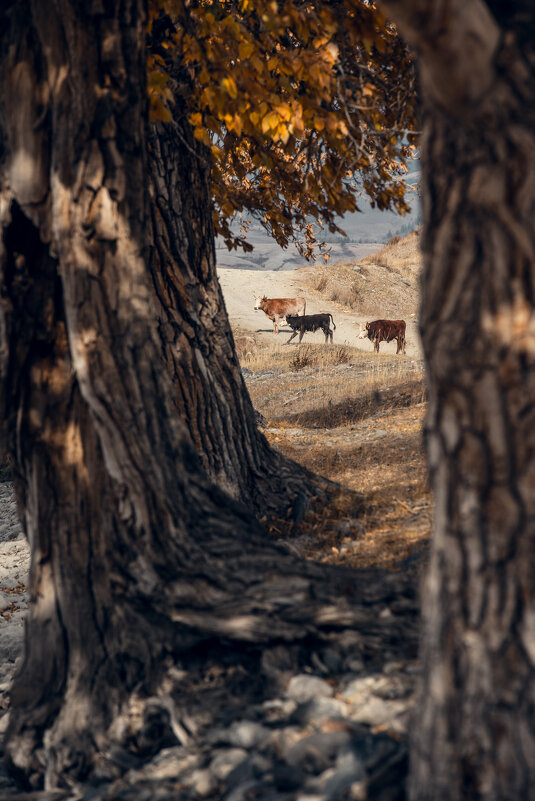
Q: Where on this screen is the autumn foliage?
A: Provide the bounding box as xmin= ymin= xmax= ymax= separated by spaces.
xmin=148 ymin=1 xmax=417 ymax=258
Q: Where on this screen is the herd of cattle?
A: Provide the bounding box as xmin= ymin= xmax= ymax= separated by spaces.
xmin=253 ymin=294 xmax=407 ymax=354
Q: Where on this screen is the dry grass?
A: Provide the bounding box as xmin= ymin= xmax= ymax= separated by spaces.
xmin=267 ymin=401 xmax=430 ymax=571
xmin=309 ymin=266 xmax=363 ymax=310
xmin=243 ymin=343 xmax=430 ymax=572
xmin=297 ymin=227 xmax=422 ymax=319
xmin=244 ymin=341 xmax=359 ymax=373
xmin=360 ymin=228 xmax=421 ymax=277
xmin=246 ymin=342 xmax=424 ymax=423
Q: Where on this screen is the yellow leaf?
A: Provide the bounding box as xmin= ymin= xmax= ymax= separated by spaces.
xmin=232 ymin=115 xmax=243 ymax=136
xmin=278 ymin=125 xmax=290 ymax=145
xmin=221 ymin=76 xmax=238 ymax=99
xmin=239 ymin=41 xmax=255 ymax=60
xmin=275 ymin=103 xmax=291 ymax=121
xmin=193 ymin=127 xmax=211 ymax=146
xmin=150 ymin=102 xmax=172 ymax=123
xmin=261 ymin=111 xmax=280 ymax=133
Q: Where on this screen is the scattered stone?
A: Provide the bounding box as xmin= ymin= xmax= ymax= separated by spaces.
xmin=187 ymin=767 xmax=218 ymax=796
xmin=318 ymin=745 xmax=365 ymax=799
xmin=208 ymin=720 xmax=270 ymax=749
xmin=209 ymin=747 xmax=248 ymax=780
xmin=344 ymin=656 xmax=366 ymax=674
xmin=284 ymin=739 xmax=331 ymax=775
xmin=290 ymin=696 xmax=350 ymax=726
xmin=332 ymin=520 xmax=365 ymax=538
xmin=137 ymin=747 xmax=202 ymax=780
xmin=225 ymin=752 xmax=272 ymax=789
xmin=286 ymin=674 xmax=334 ymax=703
xmin=260 ymin=697 xmax=298 ymax=723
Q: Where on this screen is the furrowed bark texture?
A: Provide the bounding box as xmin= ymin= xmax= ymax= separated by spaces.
xmin=380 ymin=1 xmax=535 ymax=798
xmin=0 ymin=0 xmax=409 ymax=790
xmin=145 ymin=117 xmax=310 ymax=510
xmin=139 ymin=14 xmax=325 ymax=512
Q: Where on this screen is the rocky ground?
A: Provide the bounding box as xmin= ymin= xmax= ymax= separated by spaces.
xmin=0 ymin=437 xmax=424 ymax=801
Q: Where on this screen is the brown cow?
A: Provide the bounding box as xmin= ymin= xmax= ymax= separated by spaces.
xmin=358 ymin=319 xmax=406 ymax=354
xmin=253 ymin=295 xmax=306 ymax=334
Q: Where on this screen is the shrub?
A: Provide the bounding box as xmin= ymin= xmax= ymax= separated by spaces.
xmin=290 ymin=345 xmax=314 ymax=371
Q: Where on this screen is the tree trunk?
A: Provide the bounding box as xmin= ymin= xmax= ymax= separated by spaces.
xmin=140 ymin=13 xmax=335 ymax=513
xmin=145 ymin=115 xmax=312 ymax=511
xmin=379 ymin=1 xmax=535 ymax=798
xmin=0 ymin=0 xmax=411 ymax=789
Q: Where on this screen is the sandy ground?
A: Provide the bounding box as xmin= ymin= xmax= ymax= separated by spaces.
xmin=217 ymin=266 xmax=422 ymax=359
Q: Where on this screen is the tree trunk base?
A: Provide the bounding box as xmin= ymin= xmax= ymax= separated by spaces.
xmin=4 ymin=551 xmax=419 ymax=792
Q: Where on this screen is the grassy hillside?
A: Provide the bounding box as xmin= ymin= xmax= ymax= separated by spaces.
xmin=296 ymin=228 xmax=422 ymax=319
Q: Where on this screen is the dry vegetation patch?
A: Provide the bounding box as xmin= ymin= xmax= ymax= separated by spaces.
xmin=297 ymin=228 xmax=422 ymax=319
xmin=242 ymin=339 xmax=430 ymax=572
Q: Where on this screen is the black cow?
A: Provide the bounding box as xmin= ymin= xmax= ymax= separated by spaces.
xmin=285 ymin=313 xmax=336 ymax=344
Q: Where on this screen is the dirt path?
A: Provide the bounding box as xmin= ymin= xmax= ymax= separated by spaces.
xmin=217 ymin=267 xmax=423 ymax=358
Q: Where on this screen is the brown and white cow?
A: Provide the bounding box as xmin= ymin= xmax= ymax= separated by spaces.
xmin=253 ymin=295 xmax=306 ymax=334
xmin=358 ymin=319 xmax=406 ymax=354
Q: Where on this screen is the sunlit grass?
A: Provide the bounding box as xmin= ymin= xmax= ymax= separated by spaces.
xmin=242 ymin=335 xmax=430 ymax=572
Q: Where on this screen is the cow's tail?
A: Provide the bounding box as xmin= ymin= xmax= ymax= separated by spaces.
xmin=329 ymin=314 xmax=336 ymax=330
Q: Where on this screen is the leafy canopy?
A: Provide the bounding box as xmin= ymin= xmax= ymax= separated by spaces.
xmin=148 ymin=0 xmax=417 ymax=258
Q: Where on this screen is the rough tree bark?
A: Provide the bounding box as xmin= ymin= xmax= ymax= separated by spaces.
xmin=0 ymin=0 xmax=412 ymax=790
xmin=145 ymin=87 xmax=313 ymax=511
xmin=379 ymin=1 xmax=535 ymax=798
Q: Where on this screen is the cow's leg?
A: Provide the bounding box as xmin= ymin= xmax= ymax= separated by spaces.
xmin=298 ymin=328 xmax=305 ymax=343
xmin=286 ymin=330 xmax=298 ymax=345
xmin=273 ymin=316 xmax=279 ymax=334
xmin=374 ymin=338 xmax=380 ymax=353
